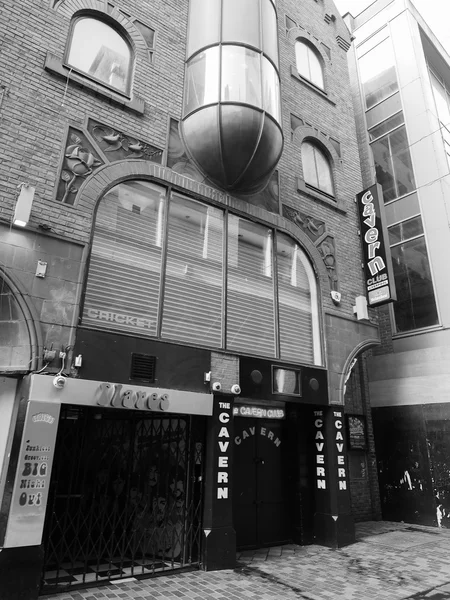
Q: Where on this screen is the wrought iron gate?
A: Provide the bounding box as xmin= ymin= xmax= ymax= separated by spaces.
xmin=41 ymin=405 xmax=205 ymax=593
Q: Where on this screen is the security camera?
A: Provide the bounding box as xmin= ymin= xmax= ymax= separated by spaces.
xmin=212 ymin=382 xmax=222 ymax=392
xmin=53 ymin=375 xmax=66 ymax=389
xmin=231 ymin=384 xmax=241 ymax=395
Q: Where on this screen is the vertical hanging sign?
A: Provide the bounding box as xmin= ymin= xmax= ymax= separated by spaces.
xmin=356 ymin=183 xmax=396 ymax=306
xmin=4 ymin=401 xmax=60 ymax=548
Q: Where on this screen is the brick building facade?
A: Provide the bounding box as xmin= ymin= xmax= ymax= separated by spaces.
xmin=0 ymin=0 xmax=380 ymax=597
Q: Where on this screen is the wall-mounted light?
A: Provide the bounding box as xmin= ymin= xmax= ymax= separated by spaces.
xmin=13 ymin=184 xmax=35 ymax=227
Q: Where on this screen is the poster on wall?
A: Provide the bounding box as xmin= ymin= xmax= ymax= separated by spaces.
xmin=3 ymin=401 xmax=60 ymax=548
xmin=346 ymin=414 xmax=367 ymax=451
xmin=356 ymin=183 xmax=397 ymax=306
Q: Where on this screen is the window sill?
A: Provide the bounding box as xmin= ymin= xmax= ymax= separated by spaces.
xmin=44 ymin=52 xmax=145 ymax=115
xmin=290 ymin=66 xmax=336 ymax=106
xmin=296 ymin=177 xmax=346 ymax=213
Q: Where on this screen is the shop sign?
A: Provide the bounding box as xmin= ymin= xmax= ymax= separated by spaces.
xmin=86 ymin=308 xmax=153 ymax=329
xmin=4 ymin=401 xmax=60 ymax=548
xmin=314 ymin=411 xmax=326 ymax=489
xmin=217 ymin=402 xmax=232 ymax=500
xmin=356 ymin=184 xmax=396 ymax=306
xmin=233 ymin=405 xmax=285 ymax=419
xmin=334 ymin=411 xmax=347 ymax=491
xmin=95 ymin=382 xmax=170 ymax=411
xmin=346 ymin=414 xmax=367 ymax=450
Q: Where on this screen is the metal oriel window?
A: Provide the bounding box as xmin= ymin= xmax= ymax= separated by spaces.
xmin=66 ymin=17 xmax=132 ymax=94
xmin=295 ymin=40 xmax=324 ymax=90
xmin=82 ymin=183 xmax=322 ymax=365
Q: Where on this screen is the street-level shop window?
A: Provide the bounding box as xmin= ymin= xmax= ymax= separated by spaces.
xmin=66 ymin=17 xmax=132 ymax=95
xmin=82 ymin=180 xmax=322 ymax=365
xmin=301 ymin=141 xmax=334 ymax=198
xmin=295 ymin=40 xmax=324 ymax=90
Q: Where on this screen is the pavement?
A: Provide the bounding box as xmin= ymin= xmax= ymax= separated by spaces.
xmin=40 ymin=520 xmax=450 ymax=600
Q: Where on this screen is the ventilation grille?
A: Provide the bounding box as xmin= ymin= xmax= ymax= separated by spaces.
xmin=130 ymin=353 xmax=156 ymax=383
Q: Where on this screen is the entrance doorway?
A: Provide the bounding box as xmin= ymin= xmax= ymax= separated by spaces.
xmin=233 ymin=418 xmax=290 ymax=549
xmin=40 ymin=405 xmax=205 ymax=593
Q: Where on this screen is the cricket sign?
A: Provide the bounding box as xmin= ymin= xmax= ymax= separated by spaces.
xmin=356 ymin=183 xmax=396 ymax=306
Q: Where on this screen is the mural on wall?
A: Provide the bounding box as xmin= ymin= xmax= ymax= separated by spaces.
xmin=56 ymin=121 xmax=163 ymax=205
xmin=166 ymin=118 xmax=280 ymax=214
xmin=282 ymin=205 xmax=339 ymax=291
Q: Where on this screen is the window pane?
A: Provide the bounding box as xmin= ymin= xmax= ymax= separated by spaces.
xmin=371 ymin=135 xmax=396 ymax=202
xmin=161 ymin=195 xmax=224 ymax=346
xmin=277 ymin=234 xmax=316 ymax=364
xmin=262 ymin=0 xmax=279 ymax=65
xmin=384 ymin=192 xmax=420 ymax=225
xmin=366 ymin=92 xmax=402 ymax=129
xmin=308 ymin=47 xmax=324 ymax=89
xmin=391 ymin=237 xmax=439 ymax=332
xmin=184 ymin=47 xmax=219 ymax=115
xmin=221 ymin=46 xmax=261 ymax=107
xmin=301 ymin=142 xmax=318 ymax=188
xmin=222 ymin=0 xmax=260 ymax=47
xmin=314 ymin=146 xmax=334 ymax=195
xmin=187 ymin=0 xmax=221 ymax=57
xmin=390 ymin=127 xmax=416 ymax=197
xmin=368 ymin=112 xmax=404 ymax=141
xmin=358 ymin=38 xmax=398 ymax=109
xmin=227 ymin=216 xmax=275 ymax=356
xmin=0 ymin=279 xmax=31 ymax=370
xmin=83 ymin=181 xmax=166 ymax=336
xmin=430 ymin=71 xmax=450 ymax=125
xmin=295 ymin=41 xmax=308 ymax=78
xmin=262 ymin=56 xmax=281 ymax=122
xmin=388 ymin=216 xmax=424 ymax=245
xmin=67 ymin=18 xmax=130 ymax=93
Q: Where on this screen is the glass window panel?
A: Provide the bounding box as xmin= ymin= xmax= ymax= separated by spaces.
xmin=358 ymin=37 xmax=398 ymax=109
xmin=391 ymin=237 xmax=439 ymax=332
xmin=262 ymin=0 xmax=279 ymax=65
xmin=0 ymin=279 xmax=31 ymax=370
xmin=301 ymin=142 xmax=318 ymax=188
xmin=187 ymin=0 xmax=221 ymax=57
xmin=227 ymin=215 xmax=275 ymax=356
xmin=384 ymin=192 xmax=420 ymax=226
xmin=388 ymin=215 xmax=424 ymax=245
xmin=83 ymin=181 xmax=166 ymax=336
xmin=67 ymin=18 xmax=131 ymax=93
xmin=277 ymin=234 xmax=318 ymax=364
xmin=314 ymin=147 xmax=334 ymax=195
xmin=368 ymin=112 xmax=404 ymax=141
xmin=161 ymin=195 xmax=224 ymax=346
xmin=308 ymin=49 xmax=324 ymax=89
xmin=356 ymin=26 xmax=389 ymax=58
xmin=371 ymin=135 xmax=396 ymax=202
xmin=184 ymin=47 xmax=219 ymax=115
xmin=222 ymin=0 xmax=260 ymax=47
xmin=366 ymin=92 xmax=402 ymax=129
xmin=430 ymin=71 xmax=450 ymax=126
xmin=262 ymin=57 xmax=281 ymax=123
xmin=221 ymin=46 xmax=261 ymax=107
xmin=390 ymin=127 xmax=416 ymax=197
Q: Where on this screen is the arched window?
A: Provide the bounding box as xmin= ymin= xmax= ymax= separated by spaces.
xmin=0 ymin=276 xmax=32 ymax=370
xmin=67 ymin=17 xmax=132 ymax=94
xmin=301 ymin=141 xmax=334 ymax=197
xmin=295 ymin=40 xmax=324 ymax=89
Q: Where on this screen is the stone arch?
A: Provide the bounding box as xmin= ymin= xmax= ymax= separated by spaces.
xmin=339 ymin=339 xmax=381 ymax=406
xmin=0 ymin=270 xmax=42 ymax=373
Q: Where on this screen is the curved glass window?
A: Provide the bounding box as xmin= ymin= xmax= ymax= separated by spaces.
xmin=184 ymin=47 xmax=220 ymax=114
xmin=67 ymin=17 xmax=132 ymax=94
xmin=186 ymin=0 xmax=221 ymax=57
xmin=262 ymin=0 xmax=279 ymax=65
xmin=221 ymin=46 xmax=261 ymax=107
xmin=262 ymin=56 xmax=281 ymax=122
xmin=222 ymin=0 xmax=260 ymax=48
xmin=295 ymin=40 xmax=324 ymax=89
xmin=83 ymin=184 xmax=322 ymax=365
xmin=301 ymin=141 xmax=334 ymax=196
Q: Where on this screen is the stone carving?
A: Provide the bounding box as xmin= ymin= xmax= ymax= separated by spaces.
xmin=89 ymin=119 xmax=163 ymax=163
xmin=282 ymin=205 xmax=339 ymax=290
xmin=57 ymin=129 xmax=103 ymax=205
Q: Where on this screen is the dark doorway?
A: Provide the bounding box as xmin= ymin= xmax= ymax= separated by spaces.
xmin=40 ymin=405 xmax=205 ymax=594
xmin=233 ymin=418 xmax=290 ymax=549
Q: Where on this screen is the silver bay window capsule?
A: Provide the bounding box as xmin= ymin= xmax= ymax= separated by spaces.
xmin=181 ymin=0 xmax=284 ymax=195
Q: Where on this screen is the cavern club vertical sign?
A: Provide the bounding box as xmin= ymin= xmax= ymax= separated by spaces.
xmin=356 ymin=184 xmax=397 ymax=306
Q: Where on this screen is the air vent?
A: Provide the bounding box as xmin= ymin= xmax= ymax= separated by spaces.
xmin=130 ymin=353 xmax=156 ymax=383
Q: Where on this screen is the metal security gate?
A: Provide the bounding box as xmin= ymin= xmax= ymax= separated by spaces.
xmin=40 ymin=405 xmax=205 ymax=593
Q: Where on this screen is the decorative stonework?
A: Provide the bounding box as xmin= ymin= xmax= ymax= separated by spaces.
xmin=56 ymin=122 xmax=163 ymax=205
xmin=282 ymin=205 xmax=339 ymax=290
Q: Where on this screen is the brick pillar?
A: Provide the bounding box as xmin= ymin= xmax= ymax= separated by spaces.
xmin=202 ymin=396 xmax=236 ymax=570
xmin=313 ymin=406 xmax=355 ymax=548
